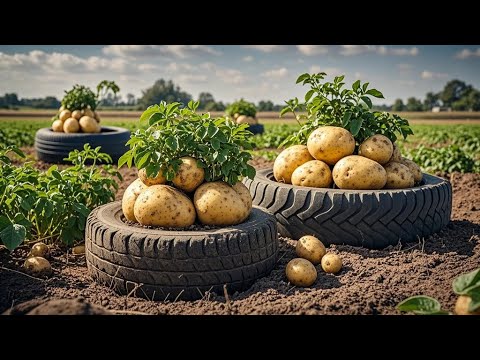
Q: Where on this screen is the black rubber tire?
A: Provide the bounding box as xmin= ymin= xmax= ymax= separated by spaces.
xmin=35 ymin=126 xmax=130 ymax=164
xmin=249 ymin=124 xmax=265 ymax=135
xmin=85 ymin=201 xmax=279 ymax=301
xmin=243 ymin=169 xmax=452 ymax=249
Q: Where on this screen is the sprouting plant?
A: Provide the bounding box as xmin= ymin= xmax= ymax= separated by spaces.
xmin=61 ymin=80 xmax=120 ymax=111
xmin=226 ymin=98 xmax=257 ymax=118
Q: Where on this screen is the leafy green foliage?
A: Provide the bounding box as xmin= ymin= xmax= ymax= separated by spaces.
xmin=226 ymin=99 xmax=257 ymax=118
xmin=119 ymin=100 xmax=256 ymax=185
xmin=61 ymin=80 xmax=120 ymax=111
xmin=396 ymin=296 xmax=448 ymax=315
xmin=280 ymin=72 xmax=414 ymax=147
xmin=0 ymin=144 xmax=121 ymax=251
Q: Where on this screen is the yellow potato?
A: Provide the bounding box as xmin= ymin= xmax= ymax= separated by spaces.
xmin=285 ymin=258 xmax=317 ymax=287
xmin=332 ymin=155 xmax=387 ymax=190
xmin=291 ymin=160 xmax=332 ymax=188
xmin=172 ymin=157 xmax=205 ymax=192
xmin=94 ymin=111 xmax=101 ymax=123
xmin=236 ymin=115 xmax=257 ymax=125
xmin=122 ymin=179 xmax=148 ymax=222
xmin=307 ymin=126 xmax=355 ymax=165
xmin=134 ymin=185 xmax=196 ymax=227
xmin=71 ymin=110 xmax=82 ymax=120
xmin=273 ymin=145 xmax=314 ymax=184
xmin=72 ymin=245 xmax=85 ymax=255
xmin=63 ymin=118 xmax=80 ymax=133
xmin=52 ymin=120 xmax=64 ymax=132
xmin=82 ymin=107 xmax=95 ymax=118
xmin=59 ymin=105 xmax=66 ymax=112
xmin=29 ymin=242 xmax=49 ymax=258
xmin=59 ymin=110 xmax=71 ymax=122
xmin=321 ymin=253 xmax=342 ymax=274
xmin=194 ymin=181 xmax=252 ymax=226
xmin=138 ymin=168 xmax=167 ymax=186
xmin=384 ymin=162 xmax=414 ymax=189
xmin=296 ymin=235 xmax=326 ymax=265
xmin=24 ymin=257 xmax=52 ymax=276
xmin=399 ymin=157 xmax=423 ymax=184
xmin=389 ymin=143 xmax=402 ymax=162
xmin=454 ymin=295 xmax=480 ymax=315
xmin=93 ymin=122 xmax=102 ymax=133
xmin=79 ymin=116 xmax=98 ymax=133
xmin=358 ymin=134 xmax=393 ymax=165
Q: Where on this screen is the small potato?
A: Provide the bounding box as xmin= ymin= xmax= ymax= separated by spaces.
xmin=358 ymin=134 xmax=393 ymax=165
xmin=29 ymin=242 xmax=49 ymax=258
xmin=59 ymin=105 xmax=66 ymax=112
xmin=82 ymin=107 xmax=95 ymax=118
xmin=384 ymin=162 xmax=414 ymax=189
xmin=332 ymin=155 xmax=387 ymax=190
xmin=454 ymin=295 xmax=480 ymax=315
xmin=72 ymin=245 xmax=85 ymax=255
xmin=321 ymin=253 xmax=342 ymax=274
xmin=172 ymin=156 xmax=205 ymax=192
xmin=285 ymin=258 xmax=317 ymax=287
xmin=71 ymin=110 xmax=82 ymax=120
xmin=291 ymin=160 xmax=332 ymax=188
xmin=79 ymin=116 xmax=98 ymax=133
xmin=399 ymin=157 xmax=423 ymax=184
xmin=63 ymin=118 xmax=80 ymax=133
xmin=194 ymin=181 xmax=252 ymax=226
xmin=273 ymin=145 xmax=314 ymax=184
xmin=296 ymin=235 xmax=326 ymax=265
xmin=59 ymin=110 xmax=71 ymax=122
xmin=307 ymin=126 xmax=355 ymax=165
xmin=52 ymin=120 xmax=64 ymax=132
xmin=389 ymin=143 xmax=402 ymax=163
xmin=134 ymin=185 xmax=196 ymax=227
xmin=94 ymin=111 xmax=101 ymax=123
xmin=138 ymin=168 xmax=166 ymax=186
xmin=122 ymin=178 xmax=148 ymax=222
xmin=236 ymin=115 xmax=257 ymax=125
xmin=24 ymin=256 xmax=52 ymax=276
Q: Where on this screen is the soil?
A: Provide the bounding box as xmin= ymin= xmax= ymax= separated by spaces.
xmin=1 ymin=153 xmax=479 ymax=315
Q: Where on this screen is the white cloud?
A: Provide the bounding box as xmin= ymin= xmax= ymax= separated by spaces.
xmin=243 ymin=55 xmax=254 ymax=62
xmin=178 ymin=74 xmax=208 ymax=83
xmin=421 ymin=70 xmax=448 ymax=80
xmin=397 ymin=63 xmax=413 ymax=70
xmin=261 ymin=67 xmax=288 ymax=79
xmin=455 ymin=48 xmax=480 ymax=59
xmin=243 ymin=45 xmax=286 ymax=53
xmin=354 ymin=72 xmax=364 ymax=79
xmin=340 ymin=45 xmax=419 ymax=57
xmin=216 ymin=68 xmax=246 ymax=84
xmin=309 ymin=65 xmax=322 ymax=73
xmin=297 ymin=45 xmax=329 ymax=56
xmin=102 ymin=45 xmax=221 ymax=58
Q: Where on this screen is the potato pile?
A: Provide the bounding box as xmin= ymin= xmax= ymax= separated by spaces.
xmin=232 ymin=113 xmax=259 ymax=126
xmin=274 ymin=126 xmax=423 ymax=190
xmin=23 ymin=242 xmax=52 ymax=276
xmin=286 ymin=235 xmax=343 ymax=287
xmin=122 ymin=156 xmax=253 ymax=228
xmin=51 ymin=106 xmax=101 ymax=134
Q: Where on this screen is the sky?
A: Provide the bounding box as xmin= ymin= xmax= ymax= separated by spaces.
xmin=1 ymin=45 xmax=479 ymax=105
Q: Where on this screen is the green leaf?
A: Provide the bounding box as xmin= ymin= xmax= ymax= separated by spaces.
xmin=361 ymin=96 xmax=373 ymax=108
xmin=51 ymin=170 xmax=62 ymax=180
xmin=453 ymin=268 xmax=480 ymax=294
xmin=0 ymin=224 xmax=26 ymax=251
xmin=0 ymin=216 xmax=11 ymax=232
xmin=165 ymin=136 xmax=178 ymax=151
xmin=342 ymin=111 xmax=352 ymax=126
xmin=211 ymin=138 xmax=221 ymax=150
xmin=396 ymin=296 xmax=447 ymax=315
xmin=349 ymin=118 xmax=364 ymax=136
xmin=246 ymin=164 xmax=256 ymax=179
xmin=279 ymin=107 xmax=291 ymax=117
xmin=118 ymin=150 xmax=133 ymax=168
xmin=352 ymin=80 xmax=361 ymax=92
xmin=136 ymin=152 xmax=150 ymax=170
xmin=366 ymin=89 xmax=384 ymax=98
xmin=305 ymin=89 xmax=315 ymax=102
xmin=296 ymin=73 xmax=309 ymax=84
xmin=73 ymin=203 xmax=90 ymax=218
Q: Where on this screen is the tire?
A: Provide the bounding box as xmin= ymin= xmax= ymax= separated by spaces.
xmin=243 ymin=169 xmax=452 ymax=249
xmin=249 ymin=124 xmax=264 ymax=135
xmin=35 ymin=127 xmax=130 ymax=164
xmin=85 ymin=202 xmax=279 ymax=301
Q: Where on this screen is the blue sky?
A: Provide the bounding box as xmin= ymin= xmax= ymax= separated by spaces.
xmin=1 ymin=45 xmax=479 ymax=105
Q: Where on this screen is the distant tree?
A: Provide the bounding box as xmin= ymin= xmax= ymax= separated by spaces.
xmin=392 ymin=98 xmax=405 ymax=111
xmin=258 ymin=100 xmax=274 ymax=111
xmin=126 ymin=93 xmax=136 ymax=106
xmin=406 ymin=97 xmax=423 ymax=111
xmin=4 ymin=93 xmax=20 ymax=106
xmin=439 ymin=80 xmax=471 ymax=107
xmin=452 ymin=88 xmax=480 ymax=111
xmin=198 ymin=92 xmax=216 ymax=109
xmin=423 ymin=92 xmax=439 ymax=111
xmin=138 ymin=79 xmax=192 ymax=108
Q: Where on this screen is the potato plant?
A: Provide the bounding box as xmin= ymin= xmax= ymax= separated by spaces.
xmin=225 ymin=98 xmax=257 ymax=118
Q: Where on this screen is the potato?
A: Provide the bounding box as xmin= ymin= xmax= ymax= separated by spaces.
xmin=134 ymin=185 xmax=196 ymax=227
xmin=52 ymin=120 xmax=64 ymax=132
xmin=29 ymin=242 xmax=49 ymax=258
xmin=79 ymin=116 xmax=98 ymax=133
xmin=321 ymin=253 xmax=342 ymax=274
xmin=82 ymin=107 xmax=95 ymax=118
xmin=122 ymin=178 xmax=148 ymax=222
xmin=358 ymin=134 xmax=393 ymax=165
xmin=94 ymin=111 xmax=101 ymax=123
xmin=93 ymin=122 xmax=102 ymax=133
xmin=72 ymin=245 xmax=85 ymax=255
xmin=291 ymin=160 xmax=332 ymax=188
xmin=59 ymin=105 xmax=66 ymax=112
xmin=384 ymin=162 xmax=414 ymax=189
xmin=389 ymin=143 xmax=402 ymax=162
xmin=399 ymin=157 xmax=423 ymax=184
xmin=194 ymin=181 xmax=252 ymax=226
xmin=172 ymin=156 xmax=205 ymax=192
xmin=332 ymin=155 xmax=387 ymax=190
xmin=454 ymin=295 xmax=480 ymax=315
xmin=273 ymin=145 xmax=314 ymax=184
xmin=59 ymin=110 xmax=71 ymax=122
xmin=285 ymin=258 xmax=317 ymax=287
xmin=236 ymin=115 xmax=257 ymax=125
xmin=24 ymin=256 xmax=52 ymax=276
xmin=138 ymin=168 xmax=166 ymax=186
xmin=63 ymin=118 xmax=80 ymax=133
xmin=296 ymin=235 xmax=326 ymax=265
xmin=71 ymin=110 xmax=82 ymax=120
xmin=307 ymin=126 xmax=355 ymax=165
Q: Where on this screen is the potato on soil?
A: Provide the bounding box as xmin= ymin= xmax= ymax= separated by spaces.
xmin=134 ymin=185 xmax=196 ymax=227
xmin=138 ymin=168 xmax=166 ymax=186
xmin=122 ymin=178 xmax=148 ymax=222
xmin=307 ymin=126 xmax=355 ymax=165
xmin=79 ymin=116 xmax=98 ymax=133
xmin=63 ymin=118 xmax=80 ymax=133
xmin=236 ymin=115 xmax=257 ymax=125
xmin=82 ymin=107 xmax=95 ymax=118
xmin=291 ymin=160 xmax=332 ymax=188
xmin=29 ymin=242 xmax=49 ymax=258
xmin=194 ymin=181 xmax=252 ymax=226
xmin=59 ymin=109 xmax=71 ymax=122
xmin=286 ymin=258 xmax=317 ymax=287
xmin=52 ymin=120 xmax=64 ymax=132
xmin=72 ymin=245 xmax=85 ymax=255
xmin=358 ymin=134 xmax=393 ymax=165
xmin=24 ymin=256 xmax=52 ymax=276
xmin=389 ymin=143 xmax=402 ymax=163
xmin=384 ymin=162 xmax=414 ymax=189
xmin=332 ymin=155 xmax=387 ymax=190
xmin=273 ymin=145 xmax=314 ymax=184
xmin=399 ymin=157 xmax=423 ymax=184
xmin=321 ymin=253 xmax=342 ymax=274
xmin=454 ymin=295 xmax=480 ymax=315
xmin=172 ymin=156 xmax=205 ymax=192
xmin=296 ymin=235 xmax=326 ymax=265
xmin=71 ymin=110 xmax=82 ymax=120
